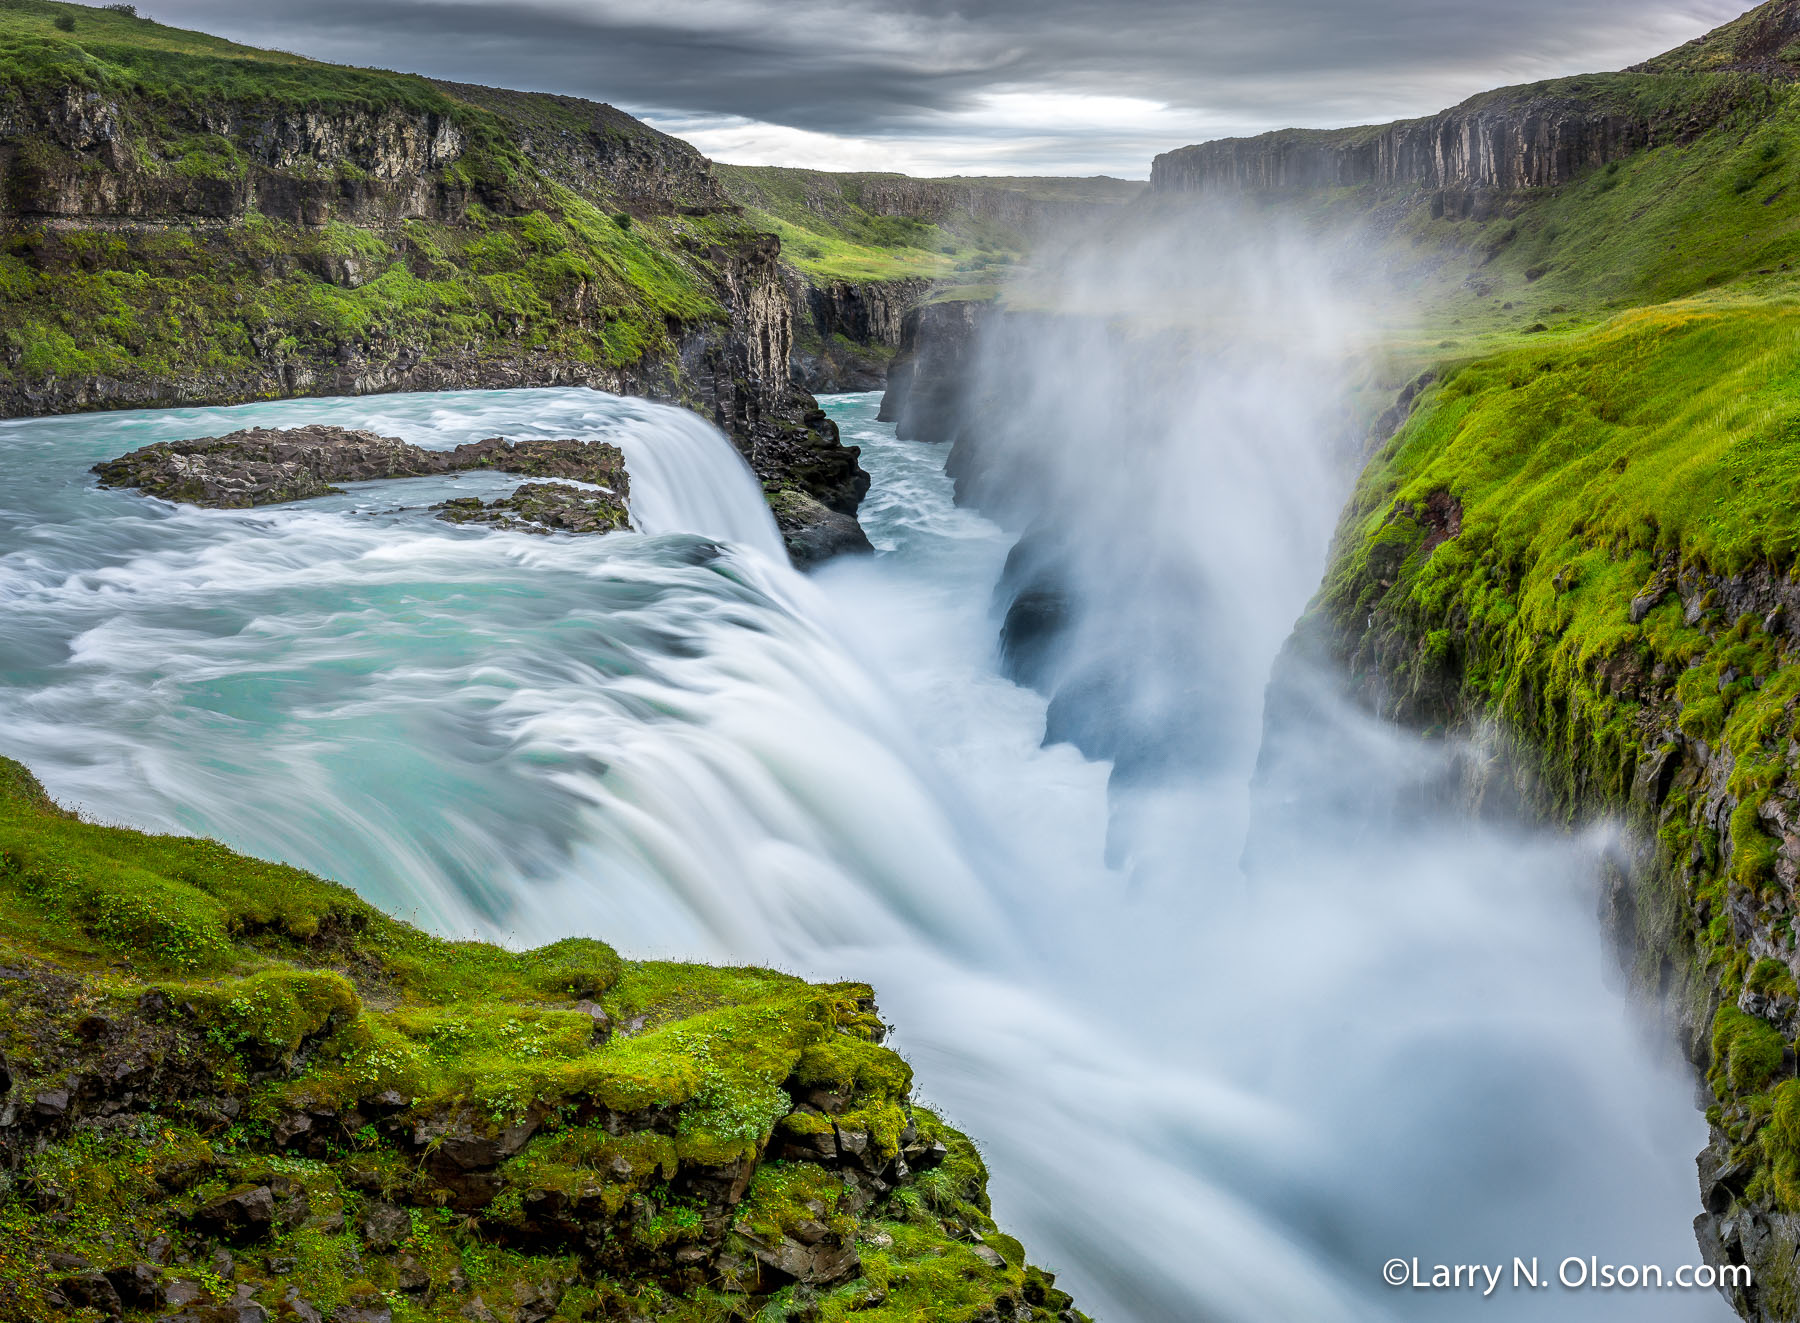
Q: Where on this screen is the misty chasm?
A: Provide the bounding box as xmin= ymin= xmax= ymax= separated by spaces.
xmin=0 ymin=224 xmax=1725 ymax=1320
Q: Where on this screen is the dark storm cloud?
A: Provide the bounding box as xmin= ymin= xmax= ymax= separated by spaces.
xmin=131 ymin=0 xmax=1751 ymax=172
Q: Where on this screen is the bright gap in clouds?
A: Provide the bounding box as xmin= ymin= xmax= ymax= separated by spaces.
xmin=646 ymin=93 xmax=1232 ymax=179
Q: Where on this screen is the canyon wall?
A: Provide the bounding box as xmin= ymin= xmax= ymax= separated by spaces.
xmin=1150 ymin=75 xmax=1763 ymax=214
xmin=0 ymin=34 xmax=869 ymax=563
xmin=876 ymin=299 xmax=990 ymax=442
xmin=786 ymin=274 xmax=929 ymax=392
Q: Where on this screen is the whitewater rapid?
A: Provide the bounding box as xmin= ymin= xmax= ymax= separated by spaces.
xmin=0 ymin=387 xmax=1725 ymax=1320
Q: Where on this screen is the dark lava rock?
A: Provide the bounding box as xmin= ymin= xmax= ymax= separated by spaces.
xmin=94 ymin=427 xmax=629 ymax=510
xmin=56 ymin=1271 xmax=122 ymax=1316
xmin=396 ymin=1253 xmax=431 ymax=1294
xmin=104 ymin=1263 xmax=163 ymax=1310
xmin=196 ymin=1305 xmax=271 ymax=1323
xmin=742 ymin=1231 xmax=860 ymax=1288
xmin=190 ymin=1185 xmax=277 ymax=1243
xmin=281 ymin=1287 xmax=325 ymax=1323
xmin=164 ymin=1279 xmax=206 ymax=1309
xmin=330 ymin=1299 xmax=394 ymax=1323
xmin=573 ymin=999 xmax=613 ymax=1044
xmin=359 ymin=1200 xmax=412 ymax=1251
xmin=781 ymin=505 xmax=873 ymax=567
xmin=435 ymin=481 xmax=628 ymax=535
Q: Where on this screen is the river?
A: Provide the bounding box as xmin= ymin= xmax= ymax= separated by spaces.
xmin=0 ymin=386 xmax=1726 ymax=1320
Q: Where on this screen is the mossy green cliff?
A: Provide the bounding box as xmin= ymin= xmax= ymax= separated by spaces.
xmin=0 ymin=0 xmax=869 ymax=562
xmin=1303 ymin=297 xmax=1800 ymax=1316
xmin=0 ymin=755 xmax=1084 ymax=1323
xmin=1204 ymin=12 xmax=1800 ymax=1319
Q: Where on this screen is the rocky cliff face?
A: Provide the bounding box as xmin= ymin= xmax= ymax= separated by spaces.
xmin=714 ymin=166 xmax=1144 ymax=395
xmin=718 ymin=168 xmax=1140 ymax=244
xmin=693 ymin=236 xmax=873 ymax=562
xmin=788 ymin=274 xmax=929 ymax=392
xmin=427 ymin=80 xmax=728 ymax=212
xmin=0 ymin=15 xmax=870 ymax=565
xmin=837 ymin=177 xmax=1127 ymax=236
xmin=0 ymin=89 xmax=477 ymax=225
xmin=1634 ymin=0 xmax=1800 ymax=78
xmin=876 ymin=300 xmax=990 ymax=442
xmin=1149 ymin=74 xmax=1758 ymax=213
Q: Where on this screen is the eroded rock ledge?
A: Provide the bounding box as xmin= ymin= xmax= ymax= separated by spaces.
xmin=93 ymin=426 xmax=630 ymax=514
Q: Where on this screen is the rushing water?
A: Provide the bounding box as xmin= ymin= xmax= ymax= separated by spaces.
xmin=0 ymin=386 xmax=1726 ymax=1320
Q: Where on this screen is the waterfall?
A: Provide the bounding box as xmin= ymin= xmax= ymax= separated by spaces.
xmin=0 ymin=375 xmax=1725 ymax=1320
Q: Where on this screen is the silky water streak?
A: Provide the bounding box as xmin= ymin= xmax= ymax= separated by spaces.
xmin=0 ymin=231 xmax=1725 ymax=1323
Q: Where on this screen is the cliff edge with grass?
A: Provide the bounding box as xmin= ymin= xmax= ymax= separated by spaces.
xmin=1221 ymin=3 xmax=1800 ymax=1318
xmin=714 ymin=167 xmax=1140 ymax=392
xmin=0 ymin=0 xmax=870 ymax=563
xmin=0 ymin=755 xmax=1085 ymax=1323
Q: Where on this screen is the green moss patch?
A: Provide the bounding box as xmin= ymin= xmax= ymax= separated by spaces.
xmin=0 ymin=756 xmax=1082 ymax=1321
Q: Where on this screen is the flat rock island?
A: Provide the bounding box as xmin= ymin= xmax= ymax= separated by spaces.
xmin=94 ymin=425 xmax=632 ymax=535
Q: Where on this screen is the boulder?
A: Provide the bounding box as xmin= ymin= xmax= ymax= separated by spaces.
xmin=359 ymin=1200 xmax=412 ymax=1251
xmin=55 ymin=1271 xmax=122 ymax=1317
xmin=435 ymin=481 xmax=628 ymax=535
xmin=190 ymin=1185 xmax=277 ymax=1243
xmin=103 ymin=1263 xmax=163 ymax=1310
xmin=743 ymin=1231 xmax=861 ymax=1288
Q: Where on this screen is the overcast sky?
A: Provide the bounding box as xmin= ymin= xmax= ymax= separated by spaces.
xmin=139 ymin=0 xmax=1752 ymax=177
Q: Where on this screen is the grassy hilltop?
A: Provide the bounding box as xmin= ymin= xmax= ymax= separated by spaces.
xmin=716 ymin=166 xmax=1141 ymax=294
xmin=0 ymin=0 xmax=728 ymax=390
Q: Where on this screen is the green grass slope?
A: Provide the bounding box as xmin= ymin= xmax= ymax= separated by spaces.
xmin=0 ymin=755 xmax=1085 ymax=1322
xmin=0 ymin=0 xmax=769 ymax=411
xmin=715 ymin=165 xmax=1141 ymax=290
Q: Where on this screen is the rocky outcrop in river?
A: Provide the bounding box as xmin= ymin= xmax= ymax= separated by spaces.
xmin=436 ymin=482 xmax=630 ymax=535
xmin=94 ymin=426 xmax=630 ymax=509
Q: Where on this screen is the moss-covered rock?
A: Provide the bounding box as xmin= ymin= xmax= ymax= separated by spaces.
xmin=0 ymin=755 xmax=1083 ymax=1322
xmin=1304 ymin=297 xmax=1800 ymax=1320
